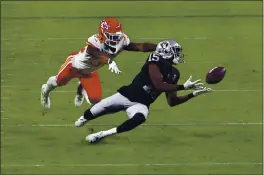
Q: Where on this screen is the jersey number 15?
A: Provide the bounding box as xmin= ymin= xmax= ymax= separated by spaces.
xmin=148 ymin=53 xmax=160 ymax=62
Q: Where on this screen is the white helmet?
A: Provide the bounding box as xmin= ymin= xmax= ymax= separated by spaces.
xmin=155 ymin=40 xmax=184 ymax=64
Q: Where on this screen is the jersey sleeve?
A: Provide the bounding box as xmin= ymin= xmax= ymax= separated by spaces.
xmin=123 ymin=34 xmax=131 ymax=46
xmin=86 ymin=35 xmax=101 ymax=49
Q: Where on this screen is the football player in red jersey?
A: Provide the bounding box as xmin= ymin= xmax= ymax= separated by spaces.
xmin=41 ymin=17 xmax=157 ymax=109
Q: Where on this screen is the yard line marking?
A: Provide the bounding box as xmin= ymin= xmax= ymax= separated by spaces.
xmin=0 ymin=89 xmax=261 ymax=92
xmin=1 ymin=111 xmax=5 ymax=113
xmin=45 ymin=89 xmax=264 ymax=92
xmin=1 ymin=118 xmax=8 ymax=120
xmin=0 ymin=80 xmax=13 ymax=82
xmin=2 ymin=73 xmax=13 ymax=76
xmin=54 ymin=90 xmax=76 ymax=93
xmin=1 ymin=97 xmax=10 ymax=100
xmin=1 ymin=122 xmax=262 ymax=127
xmin=136 ymin=61 xmax=215 ymax=64
xmin=1 ymin=162 xmax=262 ymax=167
xmin=212 ymin=89 xmax=262 ymax=92
xmin=1 ymin=36 xmax=261 ymax=41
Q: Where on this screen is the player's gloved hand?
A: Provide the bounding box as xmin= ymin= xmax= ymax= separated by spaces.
xmin=193 ymin=87 xmax=213 ymax=96
xmin=183 ymin=75 xmax=203 ymax=90
xmin=108 ymin=59 xmax=121 ymax=75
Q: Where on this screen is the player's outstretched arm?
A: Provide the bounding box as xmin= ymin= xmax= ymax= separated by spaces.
xmin=124 ymin=42 xmax=157 ymax=52
xmin=87 ymin=46 xmax=121 ymax=74
xmin=165 ymin=87 xmax=213 ymax=107
xmin=149 ymin=64 xmax=204 ymax=92
xmin=86 ymin=45 xmax=114 ymax=64
xmin=165 ymin=92 xmax=193 ymax=107
xmin=149 ymin=64 xmax=185 ymax=92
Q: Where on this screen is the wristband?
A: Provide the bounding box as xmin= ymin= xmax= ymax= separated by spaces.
xmin=108 ymin=58 xmax=112 ymax=64
xmin=177 ymin=85 xmax=185 ymax=91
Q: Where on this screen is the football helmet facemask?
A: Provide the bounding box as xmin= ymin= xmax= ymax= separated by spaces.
xmin=155 ymin=40 xmax=184 ymax=64
xmin=98 ymin=17 xmax=123 ymax=54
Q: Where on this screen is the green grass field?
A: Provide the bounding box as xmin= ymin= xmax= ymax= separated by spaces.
xmin=1 ymin=1 xmax=263 ymax=174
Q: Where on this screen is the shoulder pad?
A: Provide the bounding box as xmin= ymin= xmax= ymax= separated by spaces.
xmin=86 ymin=35 xmax=101 ymax=49
xmin=147 ymin=53 xmax=162 ymax=63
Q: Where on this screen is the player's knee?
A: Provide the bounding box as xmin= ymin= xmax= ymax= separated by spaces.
xmin=48 ymin=76 xmax=58 ymax=86
xmin=88 ymin=93 xmax=102 ymax=105
xmin=89 ymin=97 xmax=101 ymax=105
xmin=55 ymin=77 xmax=67 ymax=86
xmin=126 ymin=104 xmax=149 ymax=119
xmin=132 ymin=113 xmax=146 ymax=124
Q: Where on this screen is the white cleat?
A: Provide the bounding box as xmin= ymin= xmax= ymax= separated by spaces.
xmin=74 ymin=94 xmax=84 ymax=107
xmin=75 ymin=116 xmax=88 ymax=127
xmin=86 ymin=131 xmax=104 ymax=143
xmin=41 ymin=84 xmax=50 ymax=109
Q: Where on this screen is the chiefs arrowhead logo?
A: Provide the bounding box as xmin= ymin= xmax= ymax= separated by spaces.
xmin=101 ymin=21 xmax=109 ymax=30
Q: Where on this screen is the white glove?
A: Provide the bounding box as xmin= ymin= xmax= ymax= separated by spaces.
xmin=183 ymin=76 xmax=203 ymax=90
xmin=108 ymin=60 xmax=121 ymax=75
xmin=193 ymin=87 xmax=213 ymax=96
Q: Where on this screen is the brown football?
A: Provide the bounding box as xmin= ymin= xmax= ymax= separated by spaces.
xmin=206 ymin=66 xmax=226 ymax=84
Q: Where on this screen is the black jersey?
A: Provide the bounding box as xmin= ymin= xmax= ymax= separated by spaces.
xmin=118 ymin=53 xmax=180 ymax=107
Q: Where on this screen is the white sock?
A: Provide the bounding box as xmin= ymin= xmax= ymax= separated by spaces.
xmin=102 ymin=127 xmax=117 ymax=137
xmin=82 ymin=89 xmax=91 ymax=105
xmin=45 ymin=76 xmax=58 ymax=94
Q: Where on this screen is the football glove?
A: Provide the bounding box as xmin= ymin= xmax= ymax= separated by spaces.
xmin=108 ymin=60 xmax=121 ymax=75
xmin=193 ymin=87 xmax=213 ymax=96
xmin=183 ymin=75 xmax=203 ymax=90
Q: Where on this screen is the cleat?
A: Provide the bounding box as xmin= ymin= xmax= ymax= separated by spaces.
xmin=75 ymin=116 xmax=88 ymax=127
xmin=41 ymin=84 xmax=50 ymax=109
xmin=86 ymin=131 xmax=104 ymax=143
xmin=74 ymin=94 xmax=84 ymax=107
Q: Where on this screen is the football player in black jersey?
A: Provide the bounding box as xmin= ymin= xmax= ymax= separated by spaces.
xmin=75 ymin=40 xmax=213 ymax=143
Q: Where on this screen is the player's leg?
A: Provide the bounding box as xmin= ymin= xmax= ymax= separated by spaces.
xmin=74 ymin=82 xmax=84 ymax=107
xmin=79 ymin=71 xmax=102 ymax=105
xmin=86 ymin=103 xmax=149 ymax=143
xmin=117 ymin=104 xmax=149 ymax=133
xmin=75 ymin=92 xmax=131 ymax=127
xmin=41 ymin=76 xmax=57 ymax=109
xmin=41 ymin=55 xmax=77 ymax=108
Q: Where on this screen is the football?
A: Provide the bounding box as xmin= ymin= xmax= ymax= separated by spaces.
xmin=206 ymin=66 xmax=226 ymax=84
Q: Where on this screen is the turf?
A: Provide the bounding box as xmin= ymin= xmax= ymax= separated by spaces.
xmin=1 ymin=1 xmax=263 ymax=174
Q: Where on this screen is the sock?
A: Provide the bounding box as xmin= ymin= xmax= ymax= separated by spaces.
xmin=45 ymin=76 xmax=58 ymax=94
xmin=101 ymin=128 xmax=117 ymax=137
xmin=116 ymin=113 xmax=146 ymax=133
xmin=77 ymin=82 xmax=83 ymax=96
xmin=83 ymin=109 xmax=97 ymax=120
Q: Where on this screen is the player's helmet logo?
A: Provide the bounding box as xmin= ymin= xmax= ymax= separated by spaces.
xmin=155 ymin=40 xmax=185 ymax=65
xmin=160 ymin=42 xmax=169 ymax=49
xmin=100 ymin=21 xmax=109 ymax=30
xmin=98 ymin=17 xmax=124 ymax=55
